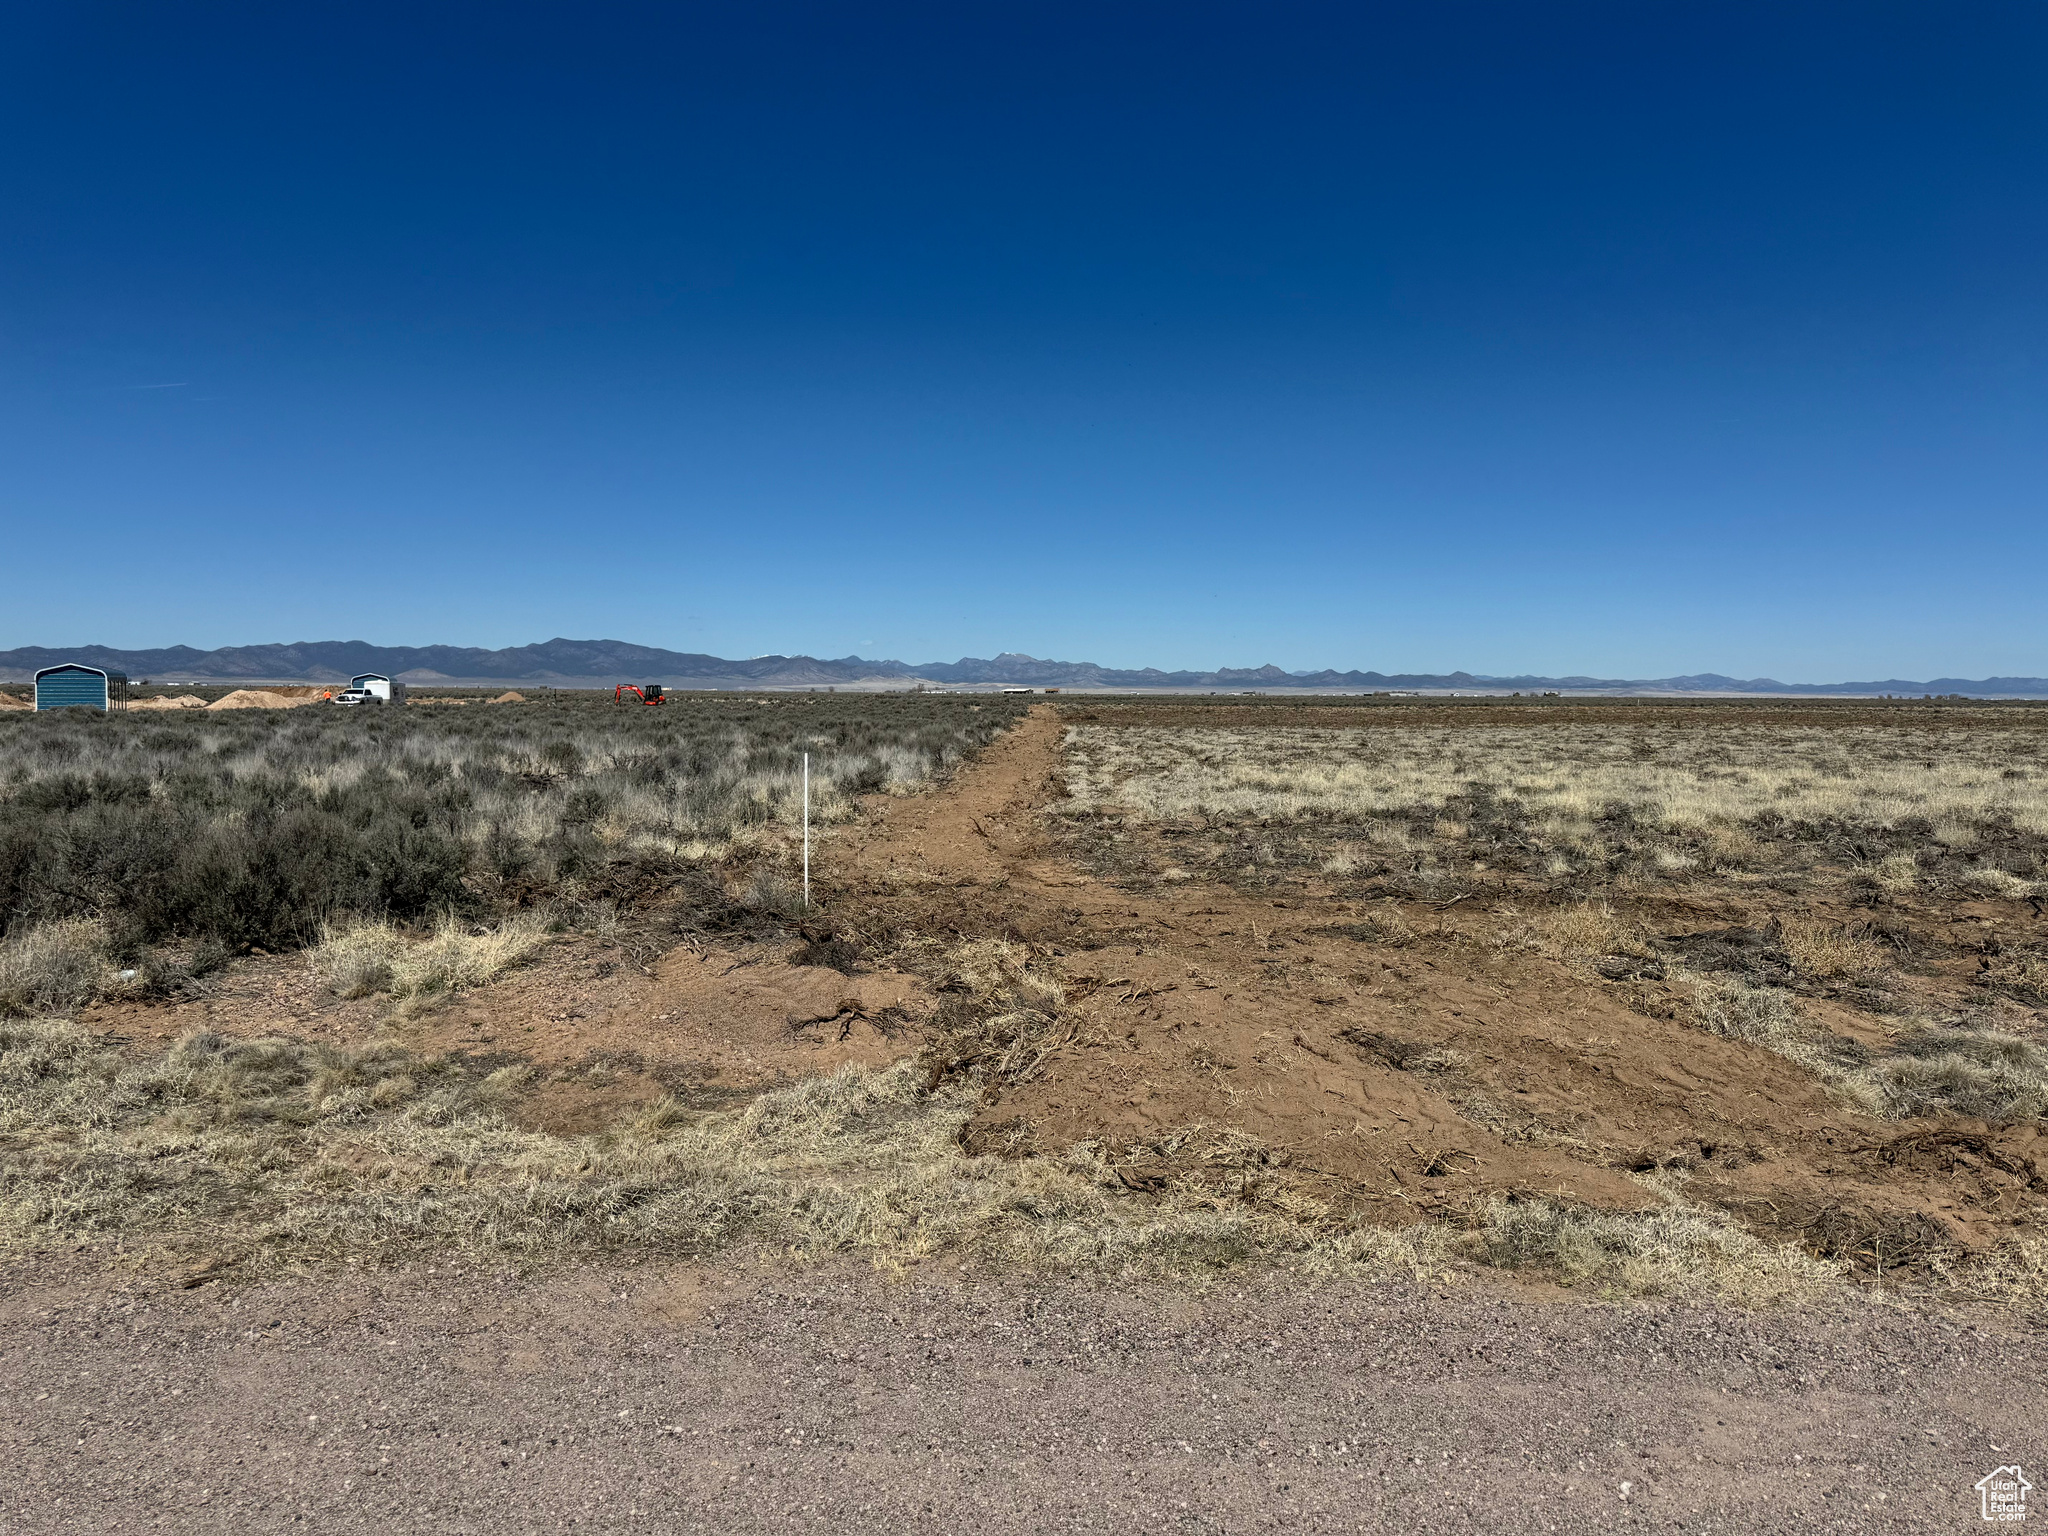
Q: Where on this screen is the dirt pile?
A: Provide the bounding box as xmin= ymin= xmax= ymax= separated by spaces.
xmin=0 ymin=692 xmax=30 ymax=711
xmin=129 ymin=695 xmax=209 ymax=711
xmin=205 ymin=689 xmax=320 ymax=711
xmin=490 ymin=691 xmax=527 ymax=703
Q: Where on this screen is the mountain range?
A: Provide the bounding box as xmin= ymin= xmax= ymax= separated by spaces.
xmin=1 ymin=639 xmax=2043 ymax=696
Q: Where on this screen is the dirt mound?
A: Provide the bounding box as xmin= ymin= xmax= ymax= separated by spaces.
xmin=205 ymin=689 xmax=317 ymax=710
xmin=0 ymin=692 xmax=30 ymax=711
xmin=129 ymin=695 xmax=209 ymax=711
xmin=490 ymin=691 xmax=527 ymax=703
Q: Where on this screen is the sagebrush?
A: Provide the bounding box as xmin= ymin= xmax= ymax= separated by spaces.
xmin=0 ymin=695 xmax=1024 ymax=958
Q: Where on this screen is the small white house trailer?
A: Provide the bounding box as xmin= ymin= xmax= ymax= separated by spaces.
xmin=348 ymin=673 xmax=409 ymax=704
xmin=34 ymin=664 xmax=127 ymax=712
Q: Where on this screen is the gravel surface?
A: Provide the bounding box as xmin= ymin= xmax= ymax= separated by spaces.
xmin=1 ymin=1259 xmax=2040 ymax=1534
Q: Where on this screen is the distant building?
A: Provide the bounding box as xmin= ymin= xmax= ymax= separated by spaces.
xmin=348 ymin=673 xmax=409 ymax=704
xmin=34 ymin=664 xmax=126 ymax=712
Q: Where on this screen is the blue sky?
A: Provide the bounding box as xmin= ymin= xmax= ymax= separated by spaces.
xmin=3 ymin=1 xmax=2043 ymax=679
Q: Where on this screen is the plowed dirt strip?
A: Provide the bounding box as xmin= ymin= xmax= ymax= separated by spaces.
xmin=827 ymin=709 xmax=2047 ymax=1253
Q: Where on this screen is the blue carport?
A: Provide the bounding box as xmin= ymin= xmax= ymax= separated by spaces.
xmin=34 ymin=664 xmax=127 ymax=712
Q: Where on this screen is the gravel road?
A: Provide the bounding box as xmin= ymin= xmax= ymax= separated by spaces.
xmin=2 ymin=1259 xmax=2039 ymax=1534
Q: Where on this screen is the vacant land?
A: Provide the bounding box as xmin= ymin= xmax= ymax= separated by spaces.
xmin=5 ymin=693 xmax=2047 ymax=1530
xmin=0 ymin=695 xmax=2042 ymax=1310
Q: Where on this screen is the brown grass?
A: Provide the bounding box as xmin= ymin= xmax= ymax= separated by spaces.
xmin=314 ymin=913 xmax=552 ymax=1000
xmin=0 ymin=921 xmax=143 ymax=1018
xmin=1517 ymin=902 xmax=1649 ymax=960
xmin=1781 ymin=920 xmax=1891 ymax=983
xmin=0 ymin=1017 xmax=1896 ymax=1300
xmin=1060 ymin=722 xmax=2048 ymax=897
xmin=1064 ymin=722 xmax=2048 ymax=835
xmin=1474 ymin=1189 xmax=1842 ymax=1304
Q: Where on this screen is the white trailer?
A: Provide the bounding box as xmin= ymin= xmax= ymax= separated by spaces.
xmin=339 ymin=672 xmax=409 ymax=704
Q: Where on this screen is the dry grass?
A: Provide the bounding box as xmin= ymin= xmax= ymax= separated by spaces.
xmin=1674 ymin=970 xmax=1886 ymax=1112
xmin=0 ymin=1018 xmax=1454 ymax=1280
xmin=1061 ymin=724 xmax=2048 ymax=898
xmin=922 ymin=940 xmax=1084 ymax=1087
xmin=1856 ymin=1029 xmax=2048 ymax=1123
xmin=1320 ymin=903 xmax=1418 ymax=948
xmin=1681 ymin=971 xmax=1809 ymax=1052
xmin=0 ymin=1017 xmax=1898 ymax=1300
xmin=943 ymin=938 xmax=1066 ymax=1013
xmin=0 ymin=920 xmax=117 ymax=1017
xmin=1930 ymin=1233 xmax=2048 ymax=1307
xmin=1064 ymin=723 xmax=2048 ymax=835
xmin=315 ymin=913 xmax=552 ymax=999
xmin=1781 ymin=920 xmax=1891 ymax=983
xmin=1982 ymin=949 xmax=2048 ymax=1006
xmin=1673 ymin=970 xmax=2048 ymax=1123
xmin=1869 ymin=852 xmax=1921 ymax=894
xmin=1515 ymin=902 xmax=1649 ymax=960
xmin=1474 ymin=1189 xmax=1844 ymax=1304
xmin=1960 ymin=867 xmax=2043 ymax=899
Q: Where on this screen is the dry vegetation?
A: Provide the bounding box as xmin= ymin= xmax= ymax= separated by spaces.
xmin=1061 ymin=721 xmax=2048 ymax=896
xmin=1 ymin=696 xmax=2044 ymax=1309
xmin=0 ymin=694 xmax=1023 ymax=1010
xmin=0 ymin=1008 xmax=1856 ymax=1303
xmin=0 ymin=1016 xmax=1384 ymax=1279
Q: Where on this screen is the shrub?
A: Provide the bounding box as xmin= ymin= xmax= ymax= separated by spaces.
xmin=0 ymin=694 xmax=1023 ymax=953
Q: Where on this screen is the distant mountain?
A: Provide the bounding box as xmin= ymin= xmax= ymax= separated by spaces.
xmin=0 ymin=639 xmax=924 ymax=689
xmin=918 ymin=657 xmax=2048 ymax=695
xmin=1 ymin=640 xmax=2043 ymax=696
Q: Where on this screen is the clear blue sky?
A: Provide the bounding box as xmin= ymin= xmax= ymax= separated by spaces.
xmin=3 ymin=2 xmax=2042 ymax=679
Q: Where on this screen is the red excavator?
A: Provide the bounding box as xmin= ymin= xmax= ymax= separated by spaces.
xmin=613 ymin=684 xmax=667 ymax=705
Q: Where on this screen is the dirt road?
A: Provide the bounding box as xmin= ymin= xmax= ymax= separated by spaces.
xmin=2 ymin=1260 xmax=2038 ymax=1535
